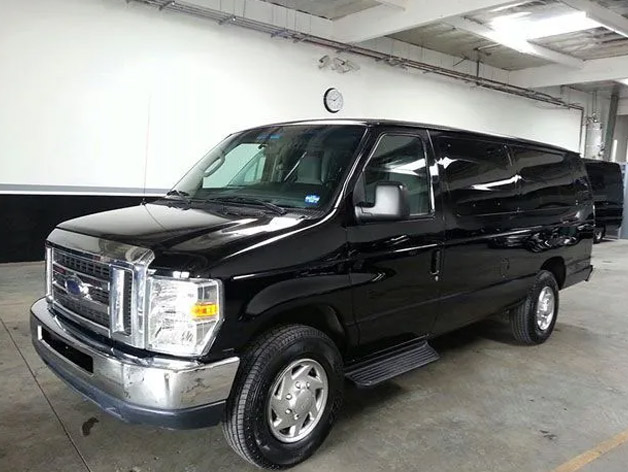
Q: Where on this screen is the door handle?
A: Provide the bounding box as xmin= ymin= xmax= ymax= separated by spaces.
xmin=430 ymin=249 xmax=442 ymax=278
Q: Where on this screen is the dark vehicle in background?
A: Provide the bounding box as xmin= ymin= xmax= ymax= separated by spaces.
xmin=31 ymin=120 xmax=594 ymax=469
xmin=584 ymin=159 xmax=624 ymax=243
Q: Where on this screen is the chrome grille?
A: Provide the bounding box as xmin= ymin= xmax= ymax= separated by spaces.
xmin=51 ymin=249 xmax=112 ymax=329
xmin=122 ymin=271 xmax=133 ymax=335
xmin=52 ymin=287 xmax=110 ymax=327
xmin=54 ymin=251 xmax=110 ymax=280
xmin=46 ymin=229 xmax=155 ymax=349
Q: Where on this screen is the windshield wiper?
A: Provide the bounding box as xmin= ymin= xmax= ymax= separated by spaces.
xmin=205 ymin=196 xmax=287 ymax=215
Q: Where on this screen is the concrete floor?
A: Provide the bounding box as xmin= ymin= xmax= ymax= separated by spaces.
xmin=2 ymin=241 xmax=628 ymax=472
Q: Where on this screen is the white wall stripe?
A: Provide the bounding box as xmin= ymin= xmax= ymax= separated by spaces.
xmin=0 ymin=184 xmax=168 ymax=196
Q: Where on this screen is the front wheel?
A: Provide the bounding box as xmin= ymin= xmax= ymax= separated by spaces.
xmin=510 ymin=270 xmax=559 ymax=345
xmin=222 ymin=325 xmax=343 ymax=469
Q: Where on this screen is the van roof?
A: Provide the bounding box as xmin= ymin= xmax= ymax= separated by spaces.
xmin=241 ymin=118 xmax=575 ymax=155
xmin=582 ymin=158 xmax=622 ymax=168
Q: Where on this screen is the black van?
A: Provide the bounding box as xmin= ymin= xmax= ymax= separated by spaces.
xmin=583 ymin=159 xmax=624 ymax=242
xmin=31 ymin=120 xmax=594 ymax=469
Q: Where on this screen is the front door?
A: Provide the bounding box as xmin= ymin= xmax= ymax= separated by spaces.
xmin=347 ymin=129 xmax=445 ymax=348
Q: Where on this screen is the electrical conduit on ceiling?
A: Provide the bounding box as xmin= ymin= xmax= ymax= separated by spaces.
xmin=131 ymin=0 xmax=584 ymax=112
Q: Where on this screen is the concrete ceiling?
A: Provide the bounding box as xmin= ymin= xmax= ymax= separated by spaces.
xmin=390 ymin=24 xmax=553 ymax=71
xmin=259 ymin=0 xmax=379 ymax=20
xmin=569 ymin=79 xmax=628 ymax=95
xmin=391 ymin=0 xmax=628 ymax=71
xmin=163 ymin=0 xmax=628 ymax=93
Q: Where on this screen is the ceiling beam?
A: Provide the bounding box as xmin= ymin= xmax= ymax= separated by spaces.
xmin=374 ymin=0 xmax=407 ymax=9
xmin=446 ymin=17 xmax=584 ymax=68
xmin=562 ymin=0 xmax=628 ymax=38
xmin=180 ymin=0 xmax=334 ymax=37
xmin=332 ymin=0 xmax=517 ymax=43
xmin=510 ymin=55 xmax=628 ymax=88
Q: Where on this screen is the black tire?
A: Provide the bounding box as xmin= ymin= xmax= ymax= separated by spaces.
xmin=222 ymin=325 xmax=343 ymax=469
xmin=510 ymin=270 xmax=559 ymax=345
xmin=593 ymin=226 xmax=605 ymax=244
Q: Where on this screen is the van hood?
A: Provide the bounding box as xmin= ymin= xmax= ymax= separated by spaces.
xmin=57 ymin=202 xmax=313 ymax=267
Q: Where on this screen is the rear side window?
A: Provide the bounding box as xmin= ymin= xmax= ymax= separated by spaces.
xmin=604 ymin=165 xmax=625 ymax=203
xmin=586 ymin=164 xmax=606 ymax=193
xmin=510 ymin=146 xmax=576 ymax=210
xmin=569 ymin=155 xmax=592 ymax=204
xmin=586 ymin=162 xmax=623 ymax=203
xmin=436 ymin=136 xmax=517 ymax=216
xmin=361 ymin=134 xmax=432 ymax=216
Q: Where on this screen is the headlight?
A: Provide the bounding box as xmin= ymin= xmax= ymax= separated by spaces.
xmin=146 ymin=276 xmax=223 ymax=357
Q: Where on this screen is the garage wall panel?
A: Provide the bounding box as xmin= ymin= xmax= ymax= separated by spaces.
xmin=0 ymin=0 xmax=583 ymax=261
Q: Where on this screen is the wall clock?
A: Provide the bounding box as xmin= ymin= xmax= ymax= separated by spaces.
xmin=323 ymin=88 xmax=343 ymax=113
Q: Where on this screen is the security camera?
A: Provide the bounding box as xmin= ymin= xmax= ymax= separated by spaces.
xmin=318 ymin=55 xmax=330 ymax=69
xmin=319 ymin=55 xmax=359 ymax=73
xmin=332 ymin=57 xmax=351 ymax=73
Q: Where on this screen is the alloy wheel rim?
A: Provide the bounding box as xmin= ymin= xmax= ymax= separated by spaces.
xmin=536 ymin=286 xmax=555 ymax=331
xmin=595 ymin=228 xmax=603 ymax=241
xmin=266 ymin=358 xmax=328 ymax=443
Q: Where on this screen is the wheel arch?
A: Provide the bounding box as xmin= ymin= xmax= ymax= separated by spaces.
xmin=541 ymin=257 xmax=566 ymax=289
xmin=252 ymin=303 xmax=350 ymax=354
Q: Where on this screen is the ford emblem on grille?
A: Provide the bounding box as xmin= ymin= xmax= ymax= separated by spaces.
xmin=65 ymin=275 xmax=88 ymax=299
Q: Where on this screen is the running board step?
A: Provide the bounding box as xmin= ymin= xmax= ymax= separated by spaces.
xmin=345 ymin=340 xmax=439 ymax=388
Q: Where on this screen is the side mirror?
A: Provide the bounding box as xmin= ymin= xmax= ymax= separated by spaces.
xmin=355 ymin=182 xmax=410 ymax=222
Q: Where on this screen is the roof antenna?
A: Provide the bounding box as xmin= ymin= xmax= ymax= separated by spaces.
xmin=141 ymin=93 xmax=152 ymax=205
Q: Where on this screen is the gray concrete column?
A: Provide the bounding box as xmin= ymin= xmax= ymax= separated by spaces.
xmin=621 ymin=169 xmax=628 ymax=240
xmin=603 ymin=86 xmax=621 ymax=161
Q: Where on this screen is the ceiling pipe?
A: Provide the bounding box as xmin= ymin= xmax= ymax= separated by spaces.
xmin=130 ymin=0 xmax=584 ymax=112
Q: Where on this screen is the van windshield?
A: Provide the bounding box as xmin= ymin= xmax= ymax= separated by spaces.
xmin=170 ymin=125 xmax=366 ymax=210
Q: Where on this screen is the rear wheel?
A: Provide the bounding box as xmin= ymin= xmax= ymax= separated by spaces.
xmin=593 ymin=226 xmax=605 ymax=244
xmin=510 ymin=270 xmax=559 ymax=345
xmin=222 ymin=325 xmax=343 ymax=469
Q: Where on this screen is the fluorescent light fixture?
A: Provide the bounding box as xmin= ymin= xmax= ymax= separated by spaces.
xmin=490 ymin=2 xmax=529 ymax=13
xmin=494 ymin=11 xmax=531 ymax=21
xmin=490 ymin=11 xmax=601 ymax=40
xmin=484 ymin=29 xmax=539 ymax=56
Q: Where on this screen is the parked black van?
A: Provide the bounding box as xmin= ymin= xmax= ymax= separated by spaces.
xmin=31 ymin=120 xmax=594 ymax=469
xmin=583 ymin=159 xmax=624 ymax=242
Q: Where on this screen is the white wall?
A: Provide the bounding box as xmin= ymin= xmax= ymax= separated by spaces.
xmin=538 ymin=86 xmax=616 ymax=157
xmin=0 ymin=0 xmax=583 ymax=194
xmin=613 ymin=116 xmax=628 ymax=163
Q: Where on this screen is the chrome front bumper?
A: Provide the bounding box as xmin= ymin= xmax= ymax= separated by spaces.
xmin=30 ymin=298 xmax=239 ymax=429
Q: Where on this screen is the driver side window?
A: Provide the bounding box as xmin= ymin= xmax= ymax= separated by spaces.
xmin=359 ymin=134 xmax=432 ymax=216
